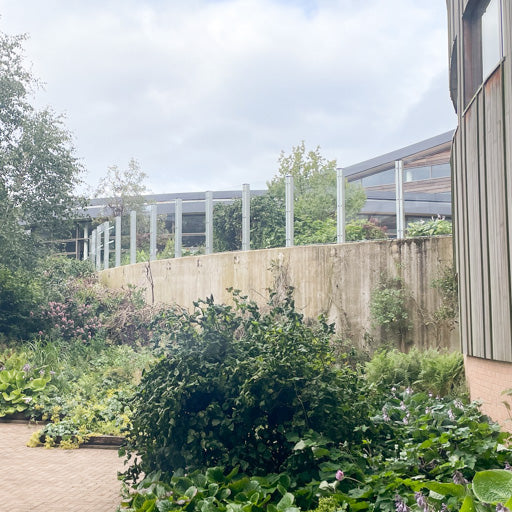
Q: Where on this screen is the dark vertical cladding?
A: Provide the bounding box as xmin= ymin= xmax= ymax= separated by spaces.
xmin=447 ymin=0 xmax=512 ymax=361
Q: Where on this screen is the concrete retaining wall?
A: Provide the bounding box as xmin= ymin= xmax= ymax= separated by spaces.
xmin=100 ymin=236 xmax=458 ymax=351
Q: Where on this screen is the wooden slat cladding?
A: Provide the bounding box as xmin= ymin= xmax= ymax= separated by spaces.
xmin=484 ymin=69 xmax=512 ymax=360
xmin=464 ymin=102 xmax=486 ymax=356
xmin=448 ymin=0 xmax=512 ymax=361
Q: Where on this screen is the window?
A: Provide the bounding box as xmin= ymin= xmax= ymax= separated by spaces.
xmin=481 ymin=0 xmax=501 ymax=78
xmin=431 ymin=163 xmax=451 ymax=179
xmin=405 ymin=166 xmax=430 ymax=182
xmin=361 ymin=168 xmax=395 ymax=187
xmin=464 ymin=0 xmax=503 ymax=105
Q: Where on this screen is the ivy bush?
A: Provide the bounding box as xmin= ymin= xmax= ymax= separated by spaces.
xmin=122 ymin=291 xmax=366 ymax=483
xmin=369 ymin=274 xmax=410 ymax=346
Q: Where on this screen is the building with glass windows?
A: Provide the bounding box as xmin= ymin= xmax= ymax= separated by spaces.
xmin=446 ymin=0 xmax=512 ymax=426
xmin=345 ymin=130 xmax=454 ymax=233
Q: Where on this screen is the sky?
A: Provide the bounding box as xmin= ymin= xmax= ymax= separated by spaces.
xmin=0 ymin=0 xmax=457 ymax=195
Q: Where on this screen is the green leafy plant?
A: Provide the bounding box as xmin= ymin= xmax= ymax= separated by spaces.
xmin=401 ymin=469 xmax=512 ymax=511
xmin=122 ymin=291 xmax=366 ymax=484
xmin=0 ymin=362 xmax=51 ymax=417
xmin=432 ymin=265 xmax=458 ymax=326
xmin=327 ymin=389 xmax=511 ymax=510
xmin=120 ymin=467 xmax=301 ymax=512
xmin=0 ymin=264 xmax=43 ymax=339
xmin=345 ymin=218 xmax=388 ymax=242
xmin=364 ymin=348 xmax=466 ymax=398
xmin=407 ymin=216 xmax=452 ymax=237
xmin=369 ymin=274 xmax=410 ymax=347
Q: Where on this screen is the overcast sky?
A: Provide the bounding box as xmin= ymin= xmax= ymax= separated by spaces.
xmin=0 ymin=0 xmax=456 ymax=195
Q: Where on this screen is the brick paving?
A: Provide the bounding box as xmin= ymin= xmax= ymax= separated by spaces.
xmin=1 ymin=422 xmax=127 ymax=512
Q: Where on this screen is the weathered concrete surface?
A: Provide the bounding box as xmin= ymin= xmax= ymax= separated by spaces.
xmin=0 ymin=422 xmax=125 ymax=512
xmin=101 ymin=236 xmax=458 ymax=351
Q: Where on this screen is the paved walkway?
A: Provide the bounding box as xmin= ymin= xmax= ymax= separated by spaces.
xmin=1 ymin=422 xmax=126 ymax=512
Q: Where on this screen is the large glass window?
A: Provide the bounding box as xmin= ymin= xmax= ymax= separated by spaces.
xmin=405 ymin=166 xmax=430 ymax=182
xmin=481 ymin=0 xmax=501 ymax=78
xmin=464 ymin=0 xmax=503 ymax=105
xmin=361 ymin=168 xmax=394 ymax=187
xmin=431 ymin=163 xmax=451 ymax=178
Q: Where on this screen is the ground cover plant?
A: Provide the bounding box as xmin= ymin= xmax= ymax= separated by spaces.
xmin=0 ymin=256 xmax=160 ymax=447
xmin=119 ymin=291 xmax=512 ymax=512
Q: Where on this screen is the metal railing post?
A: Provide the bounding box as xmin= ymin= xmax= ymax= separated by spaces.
xmin=150 ymin=204 xmax=157 ymax=261
xmin=285 ymin=174 xmax=294 ymax=247
xmin=130 ymin=210 xmax=137 ymax=265
xmin=96 ymin=224 xmax=102 ymax=270
xmin=115 ymin=216 xmax=121 ymax=267
xmin=90 ymin=228 xmax=97 ymax=265
xmin=175 ymin=198 xmax=182 ymax=258
xmin=395 ymin=160 xmax=405 ymax=239
xmin=242 ymin=184 xmax=250 ymax=251
xmin=205 ymin=191 xmax=213 ymax=254
xmin=336 ymin=168 xmax=346 ymax=244
xmin=103 ymin=221 xmax=110 ymax=270
xmin=83 ymin=225 xmax=89 ymax=260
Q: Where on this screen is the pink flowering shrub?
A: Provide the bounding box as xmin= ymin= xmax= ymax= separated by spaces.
xmin=39 ymin=299 xmax=103 ymax=342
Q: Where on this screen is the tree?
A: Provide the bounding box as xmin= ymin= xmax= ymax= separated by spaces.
xmin=214 ymin=194 xmax=285 ymax=252
xmin=213 ymin=142 xmax=367 ymax=251
xmin=269 ymin=141 xmax=367 ymax=244
xmin=0 ymin=30 xmax=84 ymax=267
xmin=94 ymin=158 xmax=149 ymax=218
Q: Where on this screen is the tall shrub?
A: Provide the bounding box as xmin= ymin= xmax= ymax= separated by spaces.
xmin=123 ymin=292 xmax=366 ymax=482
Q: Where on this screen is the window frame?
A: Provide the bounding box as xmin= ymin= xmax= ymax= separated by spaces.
xmin=463 ymin=0 xmax=504 ymax=107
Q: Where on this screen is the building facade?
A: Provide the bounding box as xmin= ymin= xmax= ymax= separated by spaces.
xmin=447 ymin=0 xmax=512 ymax=425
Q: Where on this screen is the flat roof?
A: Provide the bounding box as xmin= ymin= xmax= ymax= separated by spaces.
xmin=344 ymin=130 xmax=455 ymax=178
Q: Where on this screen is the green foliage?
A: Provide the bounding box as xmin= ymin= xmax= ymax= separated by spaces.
xmin=432 ymin=264 xmax=459 ymax=325
xmin=214 ymin=195 xmax=286 ymax=252
xmin=333 ymin=389 xmax=511 ymax=511
xmin=364 ymin=348 xmax=466 ymax=398
xmin=0 ymin=31 xmax=83 ymax=265
xmin=120 ymin=467 xmax=301 ymax=512
xmin=369 ymin=274 xmax=410 ymax=345
xmin=345 ymin=219 xmax=387 ymax=242
xmin=94 ymin=157 xmax=149 ymax=218
xmin=407 ymin=216 xmax=452 ymax=237
xmin=268 ymin=142 xmax=366 ymax=224
xmin=0 ymin=264 xmax=42 ymax=339
xmin=2 ymin=339 xmax=156 ymax=445
xmin=0 ymin=353 xmax=51 ymax=417
xmin=122 ymin=291 xmax=366 ymax=483
xmin=213 ymin=142 xmax=367 ymax=251
xmin=402 ymin=469 xmax=512 ymax=511
xmin=36 ymin=259 xmax=155 ymax=346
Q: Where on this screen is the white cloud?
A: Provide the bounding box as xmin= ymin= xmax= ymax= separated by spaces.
xmin=0 ymin=0 xmax=456 ymax=193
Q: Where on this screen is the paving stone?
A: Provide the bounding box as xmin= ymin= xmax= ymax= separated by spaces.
xmin=1 ymin=422 xmax=126 ymax=512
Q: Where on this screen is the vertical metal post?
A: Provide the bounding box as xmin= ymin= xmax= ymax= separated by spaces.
xmin=115 ymin=216 xmax=121 ymax=267
xmin=285 ymin=174 xmax=294 ymax=247
xmin=90 ymin=228 xmax=97 ymax=265
xmin=336 ymin=168 xmax=346 ymax=244
xmin=242 ymin=183 xmax=250 ymax=251
xmin=150 ymin=204 xmax=157 ymax=261
xmin=96 ymin=224 xmax=102 ymax=270
xmin=103 ymin=221 xmax=110 ymax=270
xmin=130 ymin=210 xmax=137 ymax=265
xmin=395 ymin=160 xmax=405 ymax=239
xmin=205 ymin=191 xmax=213 ymax=254
xmin=83 ymin=225 xmax=89 ymax=260
xmin=175 ymin=198 xmax=183 ymax=258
